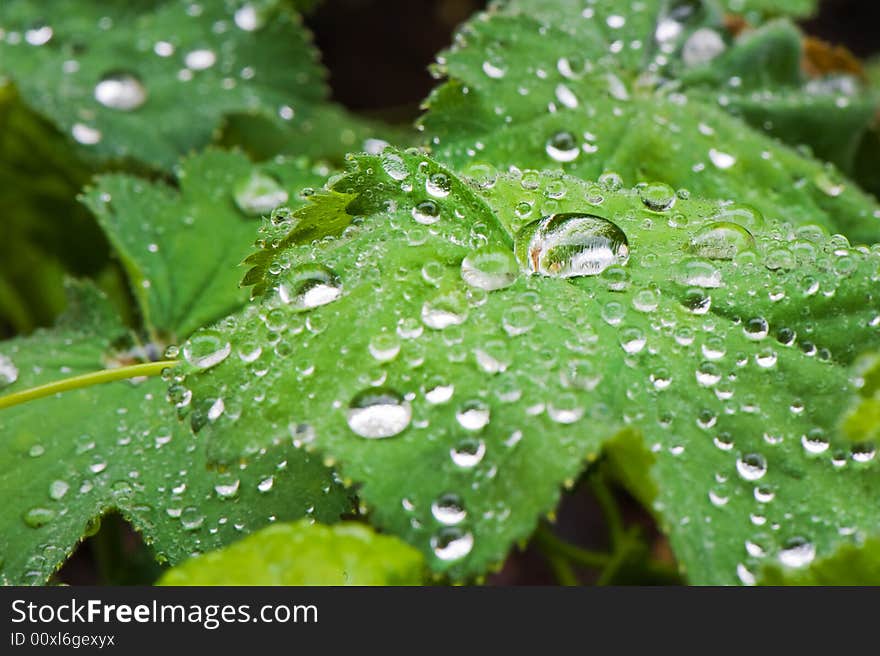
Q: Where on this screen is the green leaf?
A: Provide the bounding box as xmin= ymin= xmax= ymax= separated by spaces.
xmin=760 ymin=537 xmax=880 ymax=585
xmin=0 ymin=282 xmax=351 ymax=585
xmin=717 ymin=0 xmax=817 ymax=19
xmin=422 ymin=0 xmax=880 ymax=245
xmin=158 ymin=520 xmax=425 ymax=585
xmin=81 ymin=149 xmax=331 ymax=341
xmin=0 ymin=0 xmax=354 ymax=169
xmin=180 ymin=149 xmax=880 ymax=582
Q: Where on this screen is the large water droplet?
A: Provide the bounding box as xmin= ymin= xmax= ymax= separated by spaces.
xmin=23 ymin=507 xmax=56 ymax=528
xmin=682 ymin=28 xmax=725 ymax=67
xmin=94 ymin=72 xmax=147 ymax=111
xmin=687 ymin=222 xmax=755 ymax=260
xmin=456 ymin=400 xmax=490 ymax=431
xmin=183 ymin=330 xmax=231 ymax=370
xmin=185 ymin=49 xmax=216 ymax=70
xmin=422 ymin=292 xmax=468 ymax=330
xmin=515 ymin=213 xmax=629 ymax=278
xmin=234 ymin=171 xmax=288 ymax=216
xmin=461 ymin=246 xmax=519 ymax=291
xmin=347 ymin=388 xmax=412 ymax=439
xmin=639 ymin=183 xmax=676 ymax=212
xmin=277 ymin=265 xmax=342 ymax=310
xmin=450 ymin=438 xmax=486 ymax=468
xmin=234 ymin=2 xmax=268 ymax=31
xmin=736 ymin=453 xmax=767 ymax=481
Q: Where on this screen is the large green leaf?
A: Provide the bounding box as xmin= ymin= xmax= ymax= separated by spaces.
xmin=0 ymin=0 xmax=366 ymax=168
xmin=180 ymin=149 xmax=880 ymax=582
xmin=81 ymin=149 xmax=330 ymax=342
xmin=158 ymin=520 xmax=425 ymax=585
xmin=422 ymin=0 xmax=880 ymax=244
xmin=0 ymin=283 xmax=350 ymax=585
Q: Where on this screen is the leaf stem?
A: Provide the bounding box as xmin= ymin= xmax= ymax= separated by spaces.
xmin=534 ymin=523 xmax=611 ymax=569
xmin=0 ymin=360 xmax=177 ymax=410
xmin=589 ymin=470 xmax=625 ymax=549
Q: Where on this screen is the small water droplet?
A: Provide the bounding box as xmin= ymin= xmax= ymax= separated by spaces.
xmin=49 ymin=480 xmax=69 ymax=500
xmin=450 ymin=438 xmax=486 ymax=468
xmin=432 ymin=527 xmax=474 ymax=561
xmin=185 ymin=49 xmax=216 ymax=70
xmin=736 ymin=453 xmax=767 ymax=481
xmin=94 ymin=71 xmax=147 ymax=111
xmin=431 ymin=493 xmax=467 ymax=525
xmin=277 ymin=265 xmax=342 ymax=310
xmin=183 ymin=330 xmax=231 ymax=370
xmin=461 ymin=246 xmax=518 ymax=291
xmin=778 ymin=537 xmax=815 ymax=568
xmin=422 ymin=292 xmax=468 ymax=329
xmin=234 ymin=171 xmax=288 ymax=216
xmin=347 ymin=388 xmax=412 ymax=439
xmin=0 ymin=354 xmax=18 ymax=388
xmin=456 ymin=400 xmax=490 ymax=431
xmin=545 ymin=131 xmax=580 ymax=162
xmin=24 ymin=507 xmax=56 ymax=528
xmin=639 ymin=183 xmax=676 ymax=212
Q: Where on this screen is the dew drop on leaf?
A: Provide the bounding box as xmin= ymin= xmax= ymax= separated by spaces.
xmin=460 ymin=246 xmax=519 ymax=291
xmin=277 ymin=264 xmax=342 ymax=310
xmin=23 ymin=507 xmax=56 ymax=528
xmin=431 ymin=493 xmax=467 ymax=526
xmin=639 ymin=182 xmax=676 ymax=212
xmin=182 ymin=330 xmax=231 ymax=370
xmin=233 ymin=171 xmax=288 ymax=216
xmin=94 ymin=71 xmax=147 ymax=111
xmin=411 ymin=200 xmax=441 ymax=225
xmin=456 ymin=400 xmax=491 ymax=431
xmin=346 ymin=388 xmax=412 ymax=439
xmin=0 ymin=353 xmax=18 ymax=388
xmin=687 ymin=222 xmax=756 ymax=260
xmin=545 ymin=131 xmax=580 ymax=163
xmin=422 ymin=292 xmax=468 ymax=329
xmin=431 ymin=527 xmax=474 ymax=561
xmin=450 ymin=438 xmax=486 ymax=468
xmin=736 ymin=453 xmax=768 ymax=481
xmin=184 ymin=49 xmax=216 ymax=70
xmin=778 ymin=537 xmax=816 ymax=568
xmin=515 ymin=213 xmax=629 ymax=278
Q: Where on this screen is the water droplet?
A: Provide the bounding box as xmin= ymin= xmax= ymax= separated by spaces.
xmin=545 ymin=131 xmax=579 ymax=162
xmin=25 ymin=24 xmax=53 ymax=46
xmin=381 ymin=152 xmax=409 ymax=180
xmin=214 ymin=479 xmax=240 ymax=499
xmin=0 ymin=354 xmax=18 ymax=388
xmin=277 ymin=265 xmax=342 ymax=310
xmin=411 ymin=200 xmax=441 ymax=225
xmin=736 ymin=453 xmax=767 ymax=481
xmin=183 ymin=330 xmax=231 ymax=370
xmin=258 ymin=476 xmax=275 ymax=493
xmin=708 ymin=149 xmax=736 ymax=170
xmin=456 ymin=400 xmax=490 ymax=431
xmin=431 ymin=494 xmax=467 ymax=525
xmin=687 ymin=222 xmax=755 ymax=260
xmin=234 ymin=171 xmax=288 ymax=216
xmin=482 ymin=59 xmax=506 ymax=79
xmin=234 ymin=3 xmax=267 ymax=31
xmin=432 ymin=527 xmax=474 ymax=561
xmin=461 ymin=246 xmax=518 ymax=291
xmin=450 ymin=438 xmax=486 ymax=468
xmin=425 ymin=380 xmax=454 ymax=404
xmin=369 ymin=333 xmax=401 ymax=362
xmin=24 ymin=507 xmax=55 ymax=528
xmin=72 ymin=123 xmax=102 ymax=145
xmin=94 ymin=71 xmax=147 ymax=111
xmin=682 ymin=28 xmax=725 ymax=67
xmin=425 ymin=172 xmax=451 ymax=198
xmin=347 ymin=388 xmax=412 ymax=439
xmin=639 ymin=183 xmax=676 ymax=212
xmin=778 ymin=537 xmax=816 ymax=568
xmin=180 ymin=507 xmax=205 ymax=531
xmin=422 ymin=292 xmax=468 ymax=329
xmin=515 ymin=213 xmax=629 ymax=278
xmin=185 ymin=49 xmax=216 ymax=70
xmin=743 ymin=317 xmax=769 ymax=341
xmin=49 ymin=480 xmax=69 ymax=500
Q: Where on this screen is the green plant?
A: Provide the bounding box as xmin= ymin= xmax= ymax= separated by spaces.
xmin=1 ymin=0 xmax=879 ymax=586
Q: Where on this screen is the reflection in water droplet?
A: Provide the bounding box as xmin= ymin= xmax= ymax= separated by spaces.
xmin=456 ymin=401 xmax=490 ymax=431
xmin=687 ymin=222 xmax=755 ymax=260
xmin=432 ymin=527 xmax=474 ymax=561
xmin=94 ymin=72 xmax=148 ymax=111
xmin=778 ymin=537 xmax=816 ymax=568
xmin=183 ymin=330 xmax=231 ymax=370
xmin=347 ymin=388 xmax=412 ymax=439
xmin=234 ymin=171 xmax=288 ymax=216
xmin=450 ymin=438 xmax=486 ymax=468
xmin=461 ymin=247 xmax=519 ymax=291
xmin=545 ymin=131 xmax=580 ymax=163
xmin=431 ymin=494 xmax=467 ymax=525
xmin=515 ymin=213 xmax=629 ymax=278
xmin=277 ymin=265 xmax=342 ymax=310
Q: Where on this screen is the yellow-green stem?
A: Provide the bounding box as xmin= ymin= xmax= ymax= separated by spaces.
xmin=0 ymin=360 xmax=178 ymax=410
